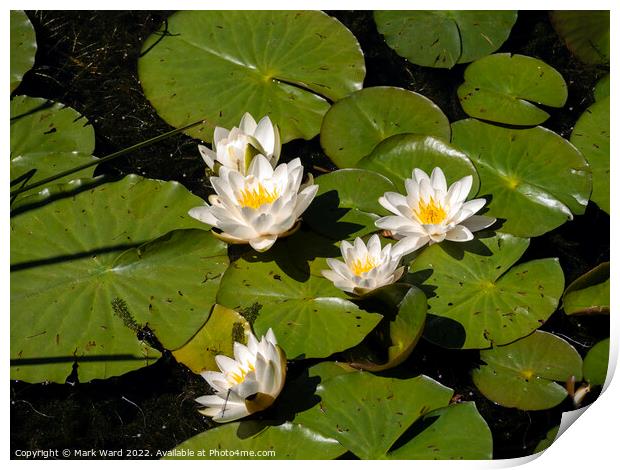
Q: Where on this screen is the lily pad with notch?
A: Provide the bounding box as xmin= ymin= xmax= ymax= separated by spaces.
xmin=320 ymin=87 xmax=450 ymax=168
xmin=10 ymin=11 xmax=37 ymax=93
xmin=304 ymin=168 xmax=396 ymax=240
xmin=458 ymin=53 xmax=567 ymax=125
xmin=410 ymin=233 xmax=564 ymax=349
xmin=562 ymin=262 xmax=609 ymax=316
xmin=11 ymin=175 xmax=225 ymax=383
xmin=216 ymin=231 xmax=383 ymax=359
xmin=374 ymin=10 xmax=517 ymax=68
xmin=358 ymin=133 xmax=480 ymax=194
xmin=11 ymin=96 xmax=98 ymax=203
xmin=451 ymin=119 xmax=591 ymax=237
xmin=138 ymin=10 xmax=365 ymax=143
xmin=472 ymin=331 xmax=583 ymax=410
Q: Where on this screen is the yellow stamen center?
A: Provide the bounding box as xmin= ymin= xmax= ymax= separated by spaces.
xmin=415 ymin=197 xmax=447 ymax=224
xmin=351 ymin=256 xmax=378 ymax=276
xmin=237 ymin=183 xmax=279 ymax=209
xmin=228 ymin=363 xmax=256 ymax=385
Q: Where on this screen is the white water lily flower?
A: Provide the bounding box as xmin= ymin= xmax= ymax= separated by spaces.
xmin=376 ymin=167 xmax=495 ymax=256
xmin=189 ymin=154 xmax=318 ymax=252
xmin=196 ymin=328 xmax=286 ymax=423
xmin=198 ymin=112 xmax=281 ymax=174
xmin=322 ymin=234 xmax=405 ymax=295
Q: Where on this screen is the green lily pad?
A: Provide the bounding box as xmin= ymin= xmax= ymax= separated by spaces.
xmin=320 ymin=87 xmax=450 ymax=168
xmin=458 ymin=53 xmax=567 ymax=125
xmin=10 ymin=11 xmax=37 ymax=92
xmin=172 ymin=305 xmax=251 ymax=374
xmin=216 ymin=231 xmax=382 ymax=359
xmin=473 ymin=331 xmax=583 ymax=410
xmin=410 ymin=233 xmax=565 ymax=349
xmin=570 ymin=97 xmax=610 ymax=213
xmin=388 ymin=402 xmax=492 ymax=459
xmin=550 ymin=11 xmax=610 ymax=65
xmin=169 ymin=421 xmax=346 ymax=459
xmin=534 ymin=425 xmax=559 ymax=453
xmin=358 ymin=133 xmax=480 ymax=195
xmin=295 ymin=371 xmax=453 ymax=459
xmin=138 ymin=11 xmax=365 ymax=143
xmin=374 ymin=11 xmax=517 ymax=68
xmin=451 ymin=119 xmax=591 ymax=237
xmin=349 ymin=285 xmax=427 ymax=371
xmin=594 ymin=74 xmax=610 ymax=101
xmin=304 ymin=169 xmax=396 ymax=240
xmin=11 ymin=175 xmax=226 ymax=383
xmin=583 ymin=338 xmax=609 ymax=386
xmin=11 ymin=96 xmax=98 ymax=202
xmin=563 ymin=262 xmax=610 ymax=315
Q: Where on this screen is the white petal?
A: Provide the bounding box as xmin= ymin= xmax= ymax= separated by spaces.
xmin=233 ymin=375 xmax=260 ymax=399
xmin=215 ymin=355 xmax=240 ymax=374
xmin=188 ymin=206 xmax=218 ymax=226
xmin=255 ymin=116 xmax=276 ymax=155
xmin=198 ymin=145 xmax=216 ymax=169
xmin=246 ymin=332 xmax=259 ymax=355
xmin=294 ymin=185 xmax=318 ymax=218
xmin=213 ymin=126 xmax=229 ymax=145
xmin=233 ymin=342 xmax=255 ymax=367
xmin=461 ymin=215 xmax=496 ymax=232
xmin=211 ymin=403 xmax=251 ymax=423
xmin=445 ymin=225 xmax=474 ymax=242
xmin=265 ymin=328 xmax=277 ymax=346
xmin=454 ymin=175 xmax=473 ymax=202
xmin=430 ymin=167 xmax=447 ymax=192
xmin=248 ymin=154 xmax=274 ymax=180
xmin=459 ymin=198 xmax=487 ymax=217
xmin=393 ymin=235 xmax=429 ymax=256
xmin=367 ymin=234 xmax=381 ymax=259
xmin=249 ymin=234 xmax=278 ymax=252
xmin=413 ymin=168 xmax=431 ymax=184
xmin=239 ymin=112 xmax=258 ymax=134
xmin=326 ymin=258 xmax=352 ymax=279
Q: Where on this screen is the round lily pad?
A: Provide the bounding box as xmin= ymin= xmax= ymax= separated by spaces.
xmin=138 ymin=11 xmax=365 ymax=143
xmin=10 ymin=11 xmax=37 ymax=92
xmin=11 ymin=175 xmax=226 ymax=383
xmin=11 ymin=96 xmax=98 ymax=202
xmin=473 ymin=331 xmax=583 ymax=410
xmin=169 ymin=421 xmax=346 ymax=459
xmin=451 ymin=119 xmax=591 ymax=237
xmin=583 ymin=338 xmax=609 ymax=386
xmin=304 ymin=168 xmax=396 ymax=240
xmin=295 ymin=371 xmax=453 ymax=459
xmin=374 ymin=11 xmax=517 ymax=68
xmin=410 ymin=233 xmax=565 ymax=349
xmin=358 ymin=133 xmax=480 ymax=195
xmin=562 ymin=262 xmax=609 ymax=315
xmin=594 ymin=74 xmax=610 ymax=101
xmin=458 ymin=54 xmax=568 ymax=125
xmin=388 ymin=402 xmax=492 ymax=460
xmin=570 ymin=97 xmax=609 ymax=213
xmin=550 ymin=11 xmax=610 ymax=65
xmin=172 ymin=305 xmax=251 ymax=374
xmin=320 ymin=87 xmax=450 ymax=168
xmin=216 ymin=231 xmax=383 ymax=359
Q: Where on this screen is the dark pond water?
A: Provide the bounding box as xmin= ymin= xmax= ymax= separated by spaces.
xmin=11 ymin=10 xmax=609 ymax=460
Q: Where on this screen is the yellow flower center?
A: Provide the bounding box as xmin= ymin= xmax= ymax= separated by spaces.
xmin=228 ymin=363 xmax=256 ymax=385
xmin=415 ymin=197 xmax=447 ymax=224
xmin=351 ymin=256 xmax=377 ymax=276
xmin=237 ymin=183 xmax=279 ymax=209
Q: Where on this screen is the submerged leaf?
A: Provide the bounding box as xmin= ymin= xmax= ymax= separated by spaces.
xmin=10 ymin=11 xmax=37 ymax=92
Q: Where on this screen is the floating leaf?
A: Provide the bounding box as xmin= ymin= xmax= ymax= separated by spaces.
xmin=11 ymin=175 xmax=225 ymax=383
xmin=388 ymin=402 xmax=492 ymax=459
xmin=534 ymin=425 xmax=559 ymax=453
xmin=358 ymin=133 xmax=479 ymax=194
xmin=138 ymin=11 xmax=365 ymax=143
xmin=320 ymin=87 xmax=450 ymax=168
xmin=451 ymin=119 xmax=591 ymax=237
xmin=295 ymin=371 xmax=453 ymax=459
xmin=172 ymin=305 xmax=251 ymax=374
xmin=550 ymin=11 xmax=610 ymax=65
xmin=304 ymin=169 xmax=396 ymax=240
xmin=10 ymin=96 xmax=97 ymax=202
xmin=10 ymin=11 xmax=37 ymax=92
xmin=563 ymin=262 xmax=609 ymax=315
xmin=350 ymin=285 xmax=427 ymax=371
xmin=374 ymin=11 xmax=517 ymax=68
xmin=458 ymin=53 xmax=567 ymax=125
xmin=473 ymin=331 xmax=583 ymax=410
xmin=216 ymin=231 xmax=382 ymax=359
xmin=570 ymin=97 xmax=610 ymax=213
xmin=169 ymin=421 xmax=346 ymax=459
xmin=594 ymin=74 xmax=610 ymax=101
xmin=410 ymin=233 xmax=564 ymax=349
xmin=583 ymin=338 xmax=609 ymax=386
